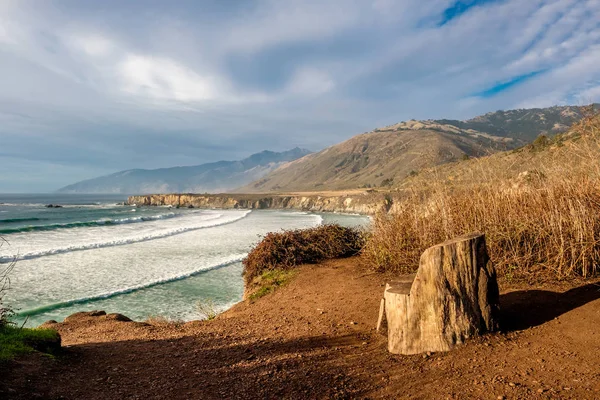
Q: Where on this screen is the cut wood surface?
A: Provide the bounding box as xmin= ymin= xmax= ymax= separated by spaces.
xmin=384 ymin=233 xmax=500 ymax=355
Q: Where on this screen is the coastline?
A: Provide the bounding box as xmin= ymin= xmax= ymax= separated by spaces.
xmin=126 ymin=191 xmax=391 ymax=215
xmin=5 ymin=257 xmax=600 ymax=399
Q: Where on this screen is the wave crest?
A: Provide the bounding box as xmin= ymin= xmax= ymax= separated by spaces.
xmin=0 ymin=212 xmax=177 ymax=235
xmin=16 ymin=255 xmax=246 ymax=317
xmin=0 ymin=210 xmax=252 ymax=263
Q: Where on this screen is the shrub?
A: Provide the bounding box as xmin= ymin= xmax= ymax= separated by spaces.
xmin=196 ymin=298 xmax=218 ymax=320
xmin=0 ymin=239 xmax=16 ymax=328
xmin=242 ymin=224 xmax=365 ymax=286
xmin=0 ymin=325 xmax=61 ymax=362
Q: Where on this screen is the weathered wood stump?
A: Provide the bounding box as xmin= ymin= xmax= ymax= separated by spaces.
xmin=383 ymin=233 xmax=500 ymax=355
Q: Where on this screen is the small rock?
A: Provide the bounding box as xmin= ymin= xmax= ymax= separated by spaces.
xmin=89 ymin=310 xmax=107 ymax=317
xmin=350 ymin=321 xmax=357 ymax=325
xmin=64 ymin=310 xmax=106 ymax=322
xmin=106 ymin=313 xmax=132 ymax=322
xmin=497 ymin=396 xmax=505 ymax=400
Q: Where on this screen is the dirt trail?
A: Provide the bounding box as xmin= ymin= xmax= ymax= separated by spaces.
xmin=2 ymin=257 xmax=600 ymax=399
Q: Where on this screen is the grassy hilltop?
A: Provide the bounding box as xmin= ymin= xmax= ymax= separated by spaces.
xmin=363 ymin=111 xmax=600 ymax=281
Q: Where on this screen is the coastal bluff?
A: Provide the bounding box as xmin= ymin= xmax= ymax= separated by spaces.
xmin=126 ymin=192 xmax=390 ymax=215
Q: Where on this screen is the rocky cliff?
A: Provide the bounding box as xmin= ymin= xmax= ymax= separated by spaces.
xmin=127 ymin=192 xmax=391 ymax=215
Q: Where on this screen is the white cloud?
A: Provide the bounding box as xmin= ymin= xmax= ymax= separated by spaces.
xmin=220 ymin=0 xmax=361 ymax=54
xmin=118 ymin=55 xmax=222 ymax=102
xmin=70 ymin=34 xmax=114 ymax=57
xmin=2 ymin=0 xmax=600 ymax=190
xmin=286 ymin=67 xmax=334 ymax=96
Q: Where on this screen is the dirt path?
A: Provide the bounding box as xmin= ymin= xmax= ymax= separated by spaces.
xmin=2 ymin=258 xmax=600 ymax=399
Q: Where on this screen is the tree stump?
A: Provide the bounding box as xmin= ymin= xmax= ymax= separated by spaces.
xmin=384 ymin=233 xmax=500 ymax=355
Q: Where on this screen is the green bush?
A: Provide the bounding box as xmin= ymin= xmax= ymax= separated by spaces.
xmin=0 ymin=325 xmax=61 ymax=362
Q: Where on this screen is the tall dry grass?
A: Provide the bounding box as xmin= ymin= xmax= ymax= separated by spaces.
xmin=363 ymin=114 xmax=600 ymax=279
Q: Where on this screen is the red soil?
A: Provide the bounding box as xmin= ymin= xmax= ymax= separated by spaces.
xmin=2 ymin=257 xmax=600 ymax=399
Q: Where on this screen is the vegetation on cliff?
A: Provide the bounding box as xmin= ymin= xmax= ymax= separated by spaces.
xmin=242 ymin=224 xmax=365 ymax=295
xmin=0 ymin=241 xmax=61 ymax=362
xmin=0 ymin=325 xmax=61 ymax=362
xmin=362 ymin=113 xmax=600 ymax=280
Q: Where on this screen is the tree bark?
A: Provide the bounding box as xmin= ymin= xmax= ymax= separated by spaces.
xmin=384 ymin=233 xmax=500 ymax=355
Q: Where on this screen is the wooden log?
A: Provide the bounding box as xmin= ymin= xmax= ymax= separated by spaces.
xmin=377 ymin=273 xmax=417 ymax=333
xmin=384 ymin=233 xmax=499 ymax=355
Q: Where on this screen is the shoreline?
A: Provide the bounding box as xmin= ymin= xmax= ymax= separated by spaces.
xmin=126 ymin=191 xmax=391 ymax=215
xmin=4 ymin=257 xmax=600 ymax=399
xmin=10 ymin=209 xmax=367 ymax=328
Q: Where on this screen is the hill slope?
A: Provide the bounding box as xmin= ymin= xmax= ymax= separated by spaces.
xmin=58 ymin=148 xmax=311 ymax=194
xmin=401 ymin=112 xmax=600 ymax=191
xmin=431 ymin=104 xmax=595 ymax=142
xmin=240 ymin=105 xmax=593 ymax=193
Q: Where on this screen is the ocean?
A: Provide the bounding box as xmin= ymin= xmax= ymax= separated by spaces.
xmin=0 ymin=194 xmax=369 ymax=327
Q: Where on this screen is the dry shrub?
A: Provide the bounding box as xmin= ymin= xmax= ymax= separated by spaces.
xmin=243 ymin=224 xmax=365 ymax=284
xmin=0 ymin=239 xmax=15 ymax=327
xmin=363 ymin=114 xmax=600 ymax=280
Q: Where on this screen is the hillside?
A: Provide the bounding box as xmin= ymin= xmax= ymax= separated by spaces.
xmin=401 ymin=111 xmax=599 ymax=191
xmin=430 ymin=104 xmax=595 ymax=142
xmin=239 ymin=105 xmax=592 ymax=193
xmin=362 ymin=113 xmax=600 ymax=280
xmin=57 ymin=148 xmax=311 ymax=194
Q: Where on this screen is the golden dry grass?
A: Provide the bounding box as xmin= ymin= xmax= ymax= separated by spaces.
xmin=362 ymin=113 xmax=600 ymax=280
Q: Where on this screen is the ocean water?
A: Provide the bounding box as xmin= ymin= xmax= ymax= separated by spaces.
xmin=0 ymin=194 xmax=369 ymax=327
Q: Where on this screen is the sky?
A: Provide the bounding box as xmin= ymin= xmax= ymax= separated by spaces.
xmin=1 ymin=0 xmax=599 ymax=192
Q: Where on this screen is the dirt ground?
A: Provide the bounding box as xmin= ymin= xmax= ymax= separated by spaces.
xmin=1 ymin=257 xmax=599 ymax=399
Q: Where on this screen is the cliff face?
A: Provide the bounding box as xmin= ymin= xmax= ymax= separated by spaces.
xmin=127 ymin=192 xmax=390 ymax=215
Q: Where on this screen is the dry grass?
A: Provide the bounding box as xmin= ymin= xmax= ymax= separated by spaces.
xmin=242 ymin=224 xmax=365 ymax=286
xmin=196 ymin=298 xmax=218 ymax=320
xmin=0 ymin=239 xmax=15 ymax=327
xmin=362 ymin=114 xmax=600 ymax=280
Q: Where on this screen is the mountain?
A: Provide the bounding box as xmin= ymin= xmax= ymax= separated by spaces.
xmin=403 ymin=111 xmax=600 ymax=191
xmin=432 ymin=104 xmax=597 ymax=142
xmin=57 ymin=148 xmax=312 ymax=194
xmin=239 ymin=105 xmax=594 ymax=193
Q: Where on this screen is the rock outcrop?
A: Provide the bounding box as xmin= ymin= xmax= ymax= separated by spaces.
xmin=127 ymin=192 xmax=388 ymax=215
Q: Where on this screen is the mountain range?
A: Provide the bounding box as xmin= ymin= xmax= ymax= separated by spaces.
xmin=59 ymin=105 xmax=596 ymax=194
xmin=57 ymin=148 xmax=311 ymax=194
xmin=240 ymin=105 xmax=593 ymax=193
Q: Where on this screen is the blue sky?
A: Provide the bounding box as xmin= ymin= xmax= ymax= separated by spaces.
xmin=1 ymin=0 xmax=599 ymax=192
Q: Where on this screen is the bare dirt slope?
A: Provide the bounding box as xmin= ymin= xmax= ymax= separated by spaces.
xmin=2 ymin=258 xmax=600 ymax=399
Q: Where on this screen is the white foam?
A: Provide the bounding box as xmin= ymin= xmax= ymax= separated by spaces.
xmin=17 ymin=253 xmax=247 ymax=316
xmin=1 ymin=210 xmax=251 ymax=262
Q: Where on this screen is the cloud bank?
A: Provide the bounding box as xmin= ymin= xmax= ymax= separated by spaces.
xmin=0 ymin=0 xmax=599 ymax=191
